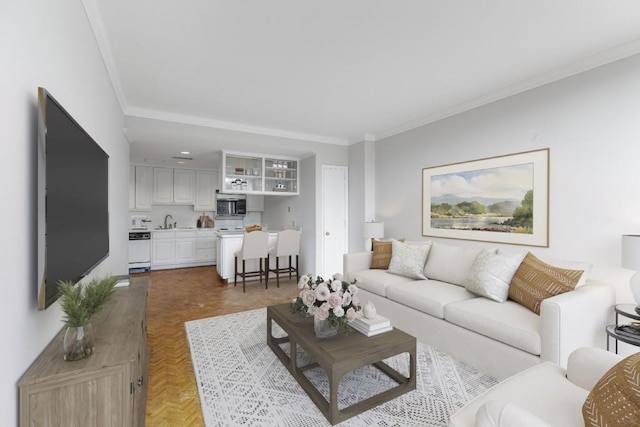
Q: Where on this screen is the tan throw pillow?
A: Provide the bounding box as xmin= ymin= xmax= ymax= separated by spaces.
xmin=370 ymin=238 xmax=404 ymax=269
xmin=583 ymin=352 xmax=640 ymax=427
xmin=508 ymin=252 xmax=583 ymax=314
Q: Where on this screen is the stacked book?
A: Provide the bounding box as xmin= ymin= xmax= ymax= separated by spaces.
xmin=615 ymin=324 xmax=640 ymax=341
xmin=350 ymin=314 xmax=392 ymax=337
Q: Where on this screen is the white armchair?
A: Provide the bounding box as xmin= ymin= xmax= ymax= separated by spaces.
xmin=449 ymin=347 xmax=623 ymax=427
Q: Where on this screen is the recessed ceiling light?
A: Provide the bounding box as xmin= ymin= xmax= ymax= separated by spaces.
xmin=177 ymin=161 xmax=185 ymax=164
xmin=180 ymin=151 xmax=190 ymax=155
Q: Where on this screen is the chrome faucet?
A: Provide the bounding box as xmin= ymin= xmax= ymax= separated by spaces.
xmin=164 ymin=214 xmax=174 ymax=229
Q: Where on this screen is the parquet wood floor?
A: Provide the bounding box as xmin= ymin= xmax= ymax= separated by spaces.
xmin=138 ymin=266 xmax=299 ymax=427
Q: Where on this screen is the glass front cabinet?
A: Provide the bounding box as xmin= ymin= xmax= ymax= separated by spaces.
xmin=221 ymin=151 xmax=299 ymax=195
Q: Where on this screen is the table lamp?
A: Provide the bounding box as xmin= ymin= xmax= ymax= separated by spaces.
xmin=363 ymin=221 xmax=384 ymax=250
xmin=621 ymin=234 xmax=640 ymax=314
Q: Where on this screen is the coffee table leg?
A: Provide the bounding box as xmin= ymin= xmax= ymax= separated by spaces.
xmin=329 ymin=369 xmax=341 ymax=423
xmin=290 ymin=338 xmax=297 ymax=372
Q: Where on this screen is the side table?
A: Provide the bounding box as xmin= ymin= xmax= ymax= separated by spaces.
xmin=606 ymin=303 xmax=640 ymax=354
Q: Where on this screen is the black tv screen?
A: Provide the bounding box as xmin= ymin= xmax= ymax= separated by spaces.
xmin=38 ymin=88 xmax=109 ymax=310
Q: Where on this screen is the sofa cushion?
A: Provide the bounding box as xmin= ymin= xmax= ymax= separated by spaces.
xmin=388 ymin=239 xmax=432 ymax=280
xmin=475 ymin=401 xmax=553 ymax=427
xmin=370 ymin=238 xmax=404 ymax=269
xmin=386 ymin=280 xmax=476 ymax=319
xmin=449 ymin=362 xmax=588 ymax=427
xmin=445 ymin=298 xmax=541 ymax=355
xmin=582 ymin=352 xmax=640 ymax=427
xmin=349 ymin=269 xmax=415 ymax=297
xmin=508 ymin=252 xmax=583 ymax=314
xmin=464 ymin=250 xmax=525 ymax=302
xmin=424 ymin=241 xmax=496 ymax=286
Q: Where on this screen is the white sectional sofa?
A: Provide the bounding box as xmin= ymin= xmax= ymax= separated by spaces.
xmin=343 ymin=240 xmax=615 ymax=380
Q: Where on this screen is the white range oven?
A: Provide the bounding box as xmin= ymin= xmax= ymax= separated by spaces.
xmin=129 ymin=231 xmax=151 ymax=272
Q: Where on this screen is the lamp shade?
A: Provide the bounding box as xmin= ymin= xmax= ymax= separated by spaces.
xmin=363 ymin=222 xmax=384 ymax=239
xmin=622 ymin=235 xmax=640 ymax=271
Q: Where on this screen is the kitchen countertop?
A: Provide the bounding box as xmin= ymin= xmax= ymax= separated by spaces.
xmin=216 ymin=230 xmax=280 ymax=237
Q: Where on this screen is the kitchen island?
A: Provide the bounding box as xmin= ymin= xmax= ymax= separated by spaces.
xmin=216 ymin=230 xmax=281 ymax=283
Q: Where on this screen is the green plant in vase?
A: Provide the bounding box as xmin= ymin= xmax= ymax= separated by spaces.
xmin=58 ymin=276 xmax=118 ymax=361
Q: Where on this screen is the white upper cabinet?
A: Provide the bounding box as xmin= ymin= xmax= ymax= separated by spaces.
xmin=152 ymin=167 xmax=197 ymax=205
xmin=264 ymin=157 xmax=298 ymax=195
xmin=130 ymin=165 xmax=153 ymax=211
xmin=222 ymin=150 xmax=299 ymax=195
xmin=194 ymin=170 xmax=217 ymax=211
xmin=153 ymin=167 xmax=174 ymax=204
xmin=173 ymin=169 xmax=195 ymax=204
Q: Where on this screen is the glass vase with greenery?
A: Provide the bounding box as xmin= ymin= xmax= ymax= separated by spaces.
xmin=58 ymin=276 xmax=118 ymax=361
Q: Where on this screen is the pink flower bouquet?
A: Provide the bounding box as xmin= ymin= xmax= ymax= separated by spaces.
xmin=290 ymin=273 xmax=361 ymax=331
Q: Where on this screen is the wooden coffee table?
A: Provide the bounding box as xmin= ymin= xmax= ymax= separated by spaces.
xmin=266 ymin=303 xmax=416 ymax=425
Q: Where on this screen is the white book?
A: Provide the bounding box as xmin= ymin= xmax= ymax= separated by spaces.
xmin=351 ymin=323 xmax=393 ymax=337
xmin=350 ymin=314 xmax=391 ymax=331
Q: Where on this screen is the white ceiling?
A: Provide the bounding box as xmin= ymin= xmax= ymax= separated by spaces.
xmin=84 ymin=0 xmax=640 ymax=168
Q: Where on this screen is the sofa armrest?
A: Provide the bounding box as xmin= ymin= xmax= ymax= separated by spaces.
xmin=343 ymin=251 xmax=373 ymax=280
xmin=540 ymin=281 xmax=615 ymax=367
xmin=566 ymin=347 xmax=622 ymax=391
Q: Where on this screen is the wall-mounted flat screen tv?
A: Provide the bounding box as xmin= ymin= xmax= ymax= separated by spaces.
xmin=37 ymin=87 xmax=109 ymax=310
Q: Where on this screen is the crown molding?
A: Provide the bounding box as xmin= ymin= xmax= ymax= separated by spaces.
xmin=81 ymin=0 xmax=128 ymax=113
xmin=376 ymin=39 xmax=640 ymax=141
xmin=125 ymin=107 xmax=350 ymax=146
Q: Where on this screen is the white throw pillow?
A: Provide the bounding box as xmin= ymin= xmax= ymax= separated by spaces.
xmin=464 ymin=250 xmax=525 ymax=302
xmin=424 ymin=241 xmax=496 ymax=286
xmin=387 ymin=239 xmax=432 ymax=280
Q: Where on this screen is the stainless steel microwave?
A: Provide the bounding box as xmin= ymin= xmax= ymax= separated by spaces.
xmin=216 ymin=194 xmax=246 ymax=217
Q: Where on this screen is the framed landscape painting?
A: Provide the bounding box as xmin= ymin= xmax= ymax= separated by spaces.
xmin=422 ymin=148 xmax=549 ymax=247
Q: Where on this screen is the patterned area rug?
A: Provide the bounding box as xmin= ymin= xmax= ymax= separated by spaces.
xmin=185 ymin=308 xmax=497 ymax=427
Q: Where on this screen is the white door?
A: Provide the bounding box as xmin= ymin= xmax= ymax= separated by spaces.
xmin=321 ymin=165 xmax=348 ymax=277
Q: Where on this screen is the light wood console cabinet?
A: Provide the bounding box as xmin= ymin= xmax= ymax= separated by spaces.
xmin=18 ymin=281 xmax=149 ymax=427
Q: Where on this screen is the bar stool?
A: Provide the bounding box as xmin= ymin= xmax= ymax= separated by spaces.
xmin=267 ymin=229 xmax=301 ymax=287
xmin=234 ymin=231 xmax=269 ymax=292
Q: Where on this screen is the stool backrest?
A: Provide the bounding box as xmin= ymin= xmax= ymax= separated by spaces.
xmin=274 ymin=229 xmax=301 ymax=257
xmin=239 ymin=231 xmax=269 ymax=260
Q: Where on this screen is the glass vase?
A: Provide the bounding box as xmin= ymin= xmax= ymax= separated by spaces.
xmin=314 ymin=316 xmax=338 ymax=339
xmin=63 ymin=324 xmax=95 ymax=361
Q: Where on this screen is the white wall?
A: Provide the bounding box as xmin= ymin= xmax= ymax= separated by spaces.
xmin=348 ymin=142 xmax=366 ymax=252
xmin=1 ymin=0 xmax=129 ymax=423
xmin=376 ymin=53 xmax=640 ymax=304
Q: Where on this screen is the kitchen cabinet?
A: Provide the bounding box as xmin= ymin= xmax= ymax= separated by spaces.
xmin=222 ymin=151 xmax=299 ymax=195
xmin=130 ymin=165 xmax=153 ymax=211
xmin=151 ymin=229 xmax=215 ymax=270
xmin=195 ymin=170 xmax=218 ymax=211
xmin=264 ymin=156 xmax=298 ymax=194
xmin=153 ymin=167 xmax=174 ymax=204
xmin=18 ymin=282 xmax=149 ymax=427
xmin=153 ymin=168 xmax=196 ymax=205
xmin=152 ymin=231 xmax=175 ymax=266
xmin=246 ymin=194 xmax=264 ymax=211
xmin=196 ymin=229 xmax=217 ymax=262
xmin=174 ymin=169 xmax=195 ymax=204
xmin=175 ymin=230 xmax=197 ymax=263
